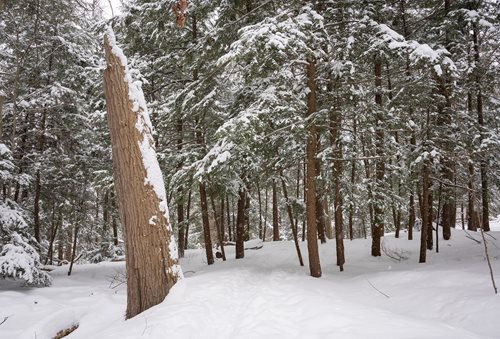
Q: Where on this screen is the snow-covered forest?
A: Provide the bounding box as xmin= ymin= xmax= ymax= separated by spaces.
xmin=1 ymin=0 xmax=500 ymax=338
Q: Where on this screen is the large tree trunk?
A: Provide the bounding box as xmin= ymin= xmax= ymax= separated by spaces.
xmin=103 ymin=30 xmax=182 ymax=319
xmin=305 ymin=58 xmax=321 ymax=278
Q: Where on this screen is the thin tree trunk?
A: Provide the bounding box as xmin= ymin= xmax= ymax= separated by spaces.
xmin=103 ymin=190 xmax=109 ymax=235
xmin=245 ymin=192 xmax=251 ymax=241
xmin=473 ymin=26 xmax=490 ymax=232
xmin=226 ymin=195 xmax=232 ymax=242
xmin=272 ymin=179 xmax=279 ymax=241
xmin=263 ymin=187 xmax=268 ymax=242
xmin=315 ymin=146 xmax=326 ymax=244
xmin=257 ymin=181 xmax=263 ymax=239
xmin=280 ymin=176 xmax=304 ymax=266
xmin=67 ymin=224 xmax=79 ymax=276
xmin=302 ymin=161 xmax=306 ymax=242
xmin=220 ymin=195 xmax=226 ymax=242
xmin=236 ymin=186 xmax=246 ymax=259
xmin=306 ymin=58 xmax=321 ymax=278
xmin=210 ymin=193 xmax=226 ymax=261
xmin=199 ymin=183 xmax=214 ymax=265
xmin=372 ymin=57 xmax=385 ymax=257
xmin=420 ymin=158 xmax=430 ymax=263
xmin=436 ymin=183 xmax=442 ymax=253
xmin=468 ymin=163 xmax=477 ymax=231
xmin=185 ymin=189 xmax=192 ymax=249
xmin=427 ymin=186 xmax=434 ymax=250
xmin=330 ymin=92 xmax=344 ymax=270
xmin=33 ymin=105 xmax=47 ymax=243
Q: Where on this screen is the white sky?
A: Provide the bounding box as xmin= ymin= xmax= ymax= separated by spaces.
xmin=101 ymin=0 xmax=123 ymax=18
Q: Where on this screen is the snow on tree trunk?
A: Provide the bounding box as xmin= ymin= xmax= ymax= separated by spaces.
xmin=103 ymin=28 xmax=182 ymax=319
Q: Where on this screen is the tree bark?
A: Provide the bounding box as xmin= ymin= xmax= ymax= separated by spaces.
xmin=272 ymin=179 xmax=279 ymax=241
xmin=306 ymin=58 xmax=321 ymax=277
xmin=330 ymin=92 xmax=344 ymax=270
xmin=473 ymin=25 xmax=490 ymax=232
xmin=236 ymin=186 xmax=246 ymax=259
xmin=210 ymin=193 xmax=226 ymax=261
xmin=280 ymin=176 xmax=304 ymax=266
xmin=419 ymin=158 xmax=430 ymax=263
xmin=372 ymin=57 xmax=385 ymax=257
xmin=199 ymin=182 xmax=214 ymax=265
xmin=104 ymin=32 xmax=182 ymax=319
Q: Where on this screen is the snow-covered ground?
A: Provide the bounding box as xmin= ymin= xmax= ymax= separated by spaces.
xmin=1 ymin=225 xmax=499 ymax=339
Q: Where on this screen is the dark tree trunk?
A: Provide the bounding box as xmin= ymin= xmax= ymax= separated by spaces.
xmin=272 ymin=180 xmax=279 ymax=241
xmin=372 ymin=57 xmax=385 ymax=257
xmin=185 ymin=190 xmax=192 ymax=249
xmin=408 ymin=191 xmax=415 ymax=240
xmin=210 ymin=193 xmax=226 ymax=261
xmin=473 ymin=26 xmax=490 ymax=232
xmin=245 ymin=192 xmax=251 ymax=241
xmin=427 ymin=187 xmax=434 ymax=251
xmin=177 ymin=118 xmax=185 ymax=258
xmin=257 ymin=181 xmax=263 ymax=239
xmin=227 ymin=196 xmax=233 ymax=242
xmin=330 ymin=92 xmax=344 ymax=270
xmin=419 ymin=159 xmax=430 ymax=263
xmin=306 ymin=58 xmax=321 ymax=278
xmin=199 ymin=183 xmax=214 ymax=265
xmin=236 ymin=187 xmax=246 ymax=259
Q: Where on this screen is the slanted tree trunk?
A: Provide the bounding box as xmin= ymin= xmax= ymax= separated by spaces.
xmin=104 ymin=30 xmax=182 ymax=319
xmin=184 ymin=189 xmax=192 ymax=249
xmin=306 ymin=58 xmax=321 ymax=278
xmin=280 ymin=175 xmax=304 ymax=266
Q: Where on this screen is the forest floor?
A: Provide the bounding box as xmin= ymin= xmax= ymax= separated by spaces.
xmin=1 ymin=219 xmax=500 ymax=339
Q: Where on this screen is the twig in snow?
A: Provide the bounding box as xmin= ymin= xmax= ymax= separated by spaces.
xmin=463 ymin=229 xmax=481 ymax=244
xmin=484 ymin=232 xmax=497 ymax=241
xmin=366 ymin=279 xmax=390 ymax=298
xmin=0 ymin=316 xmax=10 ymax=326
xmin=465 ymin=234 xmax=481 ymax=244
